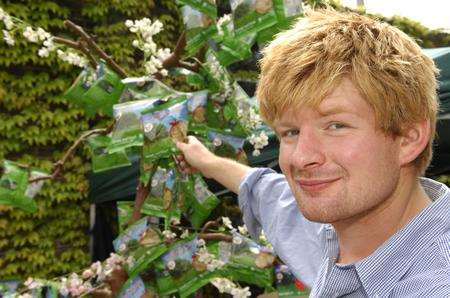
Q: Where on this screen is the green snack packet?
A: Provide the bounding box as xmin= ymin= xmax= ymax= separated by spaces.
xmin=87 ymin=134 xmax=131 ymax=173
xmin=181 ymin=5 xmax=218 ymax=56
xmin=225 ymin=233 xmax=275 ymax=289
xmin=207 ymin=130 xmax=248 ymax=164
xmin=184 ymin=174 xmax=220 ymax=229
xmin=275 ymin=264 xmax=310 ymax=297
xmin=108 ymin=98 xmax=159 ymax=154
xmin=64 ymin=67 xmax=96 ymax=111
xmin=118 ymin=276 xmax=147 ymax=298
xmin=154 ymin=237 xmax=206 ymax=296
xmin=117 ymin=201 xmax=135 ymax=233
xmin=83 ymin=62 xmax=126 ymax=117
xmin=120 ymin=78 xmax=179 ymax=103
xmin=113 ymin=218 xmax=168 ymax=279
xmin=141 ymin=97 xmax=188 ymax=163
xmin=216 ymin=32 xmax=256 ymax=66
xmin=0 ymin=161 xmax=43 ymax=213
xmin=141 ymin=168 xmax=182 ymax=224
xmin=231 ymin=0 xmax=278 ymax=39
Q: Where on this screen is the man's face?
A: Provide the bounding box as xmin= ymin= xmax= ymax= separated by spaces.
xmin=274 ymin=78 xmax=402 ymax=223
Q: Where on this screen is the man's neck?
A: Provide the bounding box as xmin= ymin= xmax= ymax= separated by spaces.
xmin=333 ymin=172 xmax=432 ymax=265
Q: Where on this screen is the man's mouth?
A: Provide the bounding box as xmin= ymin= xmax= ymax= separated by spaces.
xmin=295 ymin=177 xmax=341 ymax=192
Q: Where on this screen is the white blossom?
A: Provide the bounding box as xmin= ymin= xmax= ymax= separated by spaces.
xmin=211 ymin=278 xmax=252 ymax=298
xmin=197 ymin=238 xmax=206 ymax=247
xmin=3 ymin=15 xmax=13 ymax=30
xmin=126 ymin=17 xmax=171 ymax=77
xmin=125 ymin=20 xmax=134 ymax=28
xmin=23 ymin=26 xmax=39 ymax=43
xmin=2 ymin=29 xmax=14 ymax=45
xmin=162 ymin=229 xmax=177 ymax=240
xmin=216 ymin=14 xmax=232 ymax=36
xmin=248 ymin=131 xmax=269 ymax=157
xmin=180 ymin=229 xmax=189 ymax=239
xmin=18 ymin=294 xmax=33 ymax=298
xmin=82 ymin=269 xmax=94 ymax=279
xmin=222 ymin=216 xmax=234 ymax=230
xmin=237 ymin=225 xmax=248 ymax=236
xmin=196 ymin=247 xmax=225 ymax=272
xmin=57 ymin=49 xmax=88 ymax=68
xmin=38 ymin=47 xmax=49 ymax=57
xmin=24 ymin=277 xmax=42 ymax=290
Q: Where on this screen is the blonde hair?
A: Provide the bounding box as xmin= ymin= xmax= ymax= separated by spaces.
xmin=257 ymin=9 xmax=439 ymax=174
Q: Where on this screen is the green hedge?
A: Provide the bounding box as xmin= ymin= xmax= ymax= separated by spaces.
xmin=0 ymin=0 xmax=182 ymax=279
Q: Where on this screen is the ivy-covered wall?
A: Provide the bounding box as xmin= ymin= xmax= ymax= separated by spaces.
xmin=0 ymin=0 xmax=448 ymax=280
xmin=0 ymin=0 xmax=183 ymax=279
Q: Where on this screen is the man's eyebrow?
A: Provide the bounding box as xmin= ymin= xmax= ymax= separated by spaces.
xmin=318 ymin=106 xmax=352 ymax=116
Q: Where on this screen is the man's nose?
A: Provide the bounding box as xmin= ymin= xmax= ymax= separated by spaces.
xmin=290 ymin=130 xmax=325 ymax=170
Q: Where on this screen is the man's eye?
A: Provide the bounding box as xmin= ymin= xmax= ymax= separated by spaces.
xmin=281 ymin=129 xmax=299 ymax=137
xmin=328 ymin=123 xmax=346 ymax=130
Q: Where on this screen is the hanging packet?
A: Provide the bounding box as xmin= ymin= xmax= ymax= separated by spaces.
xmin=120 ymin=78 xmax=179 ymax=103
xmin=114 ymin=218 xmax=168 ymax=279
xmin=207 ymin=130 xmax=248 ymax=164
xmin=181 ymin=5 xmax=217 ymax=57
xmin=64 ymin=67 xmax=96 ymax=112
xmin=141 ymin=167 xmax=182 ymax=225
xmin=141 ymin=97 xmax=188 ymax=163
xmin=224 ymin=233 xmax=275 ymax=289
xmin=230 ymin=0 xmax=278 ymax=39
xmin=183 ymin=174 xmax=220 ymax=229
xmin=0 ymin=161 xmax=45 ymax=213
xmin=65 ymin=63 xmax=125 ymax=117
xmin=87 ymin=134 xmax=131 ymax=173
xmin=154 ymin=236 xmax=218 ymax=297
xmin=108 ymin=98 xmax=159 ymax=154
xmin=117 ymin=201 xmax=135 ymax=233
xmin=83 ymin=62 xmax=126 ymax=117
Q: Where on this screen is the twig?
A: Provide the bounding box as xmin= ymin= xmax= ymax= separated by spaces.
xmin=199 ymin=233 xmax=232 ymax=242
xmin=53 ymin=36 xmax=97 ymax=69
xmin=161 ymin=32 xmax=200 ymax=73
xmin=129 ymin=181 xmax=151 ymax=224
xmin=28 ymin=127 xmax=112 ymax=183
xmin=64 ymin=20 xmax=128 ymax=78
xmin=201 ymin=218 xmax=221 ymax=234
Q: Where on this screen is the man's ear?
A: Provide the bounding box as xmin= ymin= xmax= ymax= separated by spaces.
xmin=398 ymin=120 xmax=431 ymax=167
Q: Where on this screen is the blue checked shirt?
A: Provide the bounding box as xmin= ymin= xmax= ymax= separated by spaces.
xmin=238 ymin=168 xmax=450 ymax=297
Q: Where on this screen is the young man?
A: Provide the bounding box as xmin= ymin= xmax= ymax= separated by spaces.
xmin=177 ymin=9 xmax=450 ymax=297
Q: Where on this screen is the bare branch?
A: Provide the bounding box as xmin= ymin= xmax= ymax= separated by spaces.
xmin=199 ymin=233 xmax=233 ymax=242
xmin=28 ymin=127 xmax=112 ymax=184
xmin=64 ymin=20 xmax=128 ymax=78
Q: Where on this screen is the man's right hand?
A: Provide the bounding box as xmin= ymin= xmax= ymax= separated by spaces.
xmin=176 ymin=136 xmax=252 ymax=194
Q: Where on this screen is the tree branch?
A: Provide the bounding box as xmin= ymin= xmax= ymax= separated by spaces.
xmin=198 ymin=233 xmax=232 ymax=242
xmin=64 ymin=20 xmax=128 ymax=78
xmin=161 ymin=32 xmax=200 ymax=73
xmin=28 ymin=126 xmax=113 ymax=184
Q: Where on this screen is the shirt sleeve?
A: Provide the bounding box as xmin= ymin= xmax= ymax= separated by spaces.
xmin=238 ymin=167 xmax=326 ymax=287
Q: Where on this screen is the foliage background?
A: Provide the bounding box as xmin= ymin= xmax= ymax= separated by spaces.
xmin=0 ymin=0 xmax=448 ymax=280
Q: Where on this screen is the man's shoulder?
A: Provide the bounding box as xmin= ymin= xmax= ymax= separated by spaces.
xmin=391 ymin=267 xmax=450 ymax=297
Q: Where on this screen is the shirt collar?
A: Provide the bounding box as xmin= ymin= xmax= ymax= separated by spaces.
xmin=355 ymin=178 xmax=450 ymax=297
